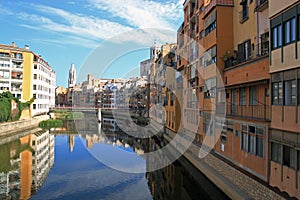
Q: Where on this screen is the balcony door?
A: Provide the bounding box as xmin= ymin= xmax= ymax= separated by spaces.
xmin=231 ymin=89 xmax=237 ymax=114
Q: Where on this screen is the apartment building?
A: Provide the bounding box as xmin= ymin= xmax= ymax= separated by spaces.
xmin=213 ymin=0 xmax=270 ymax=182
xmin=0 ymin=43 xmax=56 ymax=117
xmin=178 ymin=0 xmax=234 ymax=145
xmin=176 ymin=0 xmax=272 ymax=182
xmin=268 ymin=0 xmax=300 ymax=198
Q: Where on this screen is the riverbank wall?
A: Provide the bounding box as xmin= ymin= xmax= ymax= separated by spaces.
xmin=164 ymin=128 xmax=285 ymax=200
xmin=0 ymin=115 xmax=49 ymax=136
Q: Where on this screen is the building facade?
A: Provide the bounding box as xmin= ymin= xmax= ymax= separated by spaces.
xmin=269 ymin=0 xmax=300 ymax=198
xmin=0 ymin=43 xmax=56 ymax=117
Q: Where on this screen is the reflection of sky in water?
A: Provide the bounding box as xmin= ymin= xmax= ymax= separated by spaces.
xmin=31 ymin=136 xmax=152 ymax=200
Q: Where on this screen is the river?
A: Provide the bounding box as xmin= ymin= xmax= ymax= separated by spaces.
xmin=0 ymin=119 xmax=229 ymax=200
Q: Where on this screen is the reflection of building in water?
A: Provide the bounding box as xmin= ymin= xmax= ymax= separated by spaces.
xmin=30 ymin=131 xmax=54 ymax=194
xmin=0 ymin=131 xmax=54 ymax=200
xmin=102 ymin=118 xmax=118 ymax=132
xmin=0 ymin=137 xmax=26 ymax=200
xmin=68 ymin=135 xmax=75 ymax=152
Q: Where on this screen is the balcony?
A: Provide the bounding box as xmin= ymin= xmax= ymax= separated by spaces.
xmin=224 ymin=42 xmax=269 ymax=68
xmin=226 ymin=103 xmax=270 ymax=121
xmin=255 ymin=0 xmax=268 ymax=12
xmin=204 ymin=0 xmax=234 ymax=17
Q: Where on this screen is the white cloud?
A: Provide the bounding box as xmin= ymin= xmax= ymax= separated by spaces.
xmin=31 ymin=5 xmax=133 ymax=41
xmin=89 ymin=0 xmax=183 ymax=30
xmin=1 ymin=1 xmax=183 ymax=48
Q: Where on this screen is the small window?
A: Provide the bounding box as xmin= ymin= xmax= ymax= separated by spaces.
xmin=239 ymin=87 xmax=246 ymax=105
xmin=284 ymin=17 xmax=296 ymax=45
xmin=271 ymin=143 xmax=281 ymax=163
xmin=272 ymin=24 xmax=282 ymax=49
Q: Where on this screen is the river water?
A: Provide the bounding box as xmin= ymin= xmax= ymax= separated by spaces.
xmin=0 ymin=119 xmax=229 ymax=200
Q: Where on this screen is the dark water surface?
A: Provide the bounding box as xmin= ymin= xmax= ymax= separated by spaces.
xmin=0 ymin=123 xmax=229 ymax=200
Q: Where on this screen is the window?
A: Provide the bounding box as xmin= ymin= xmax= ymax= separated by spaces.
xmin=200 ymin=4 xmax=204 ymax=13
xmin=241 ymin=0 xmax=249 ymax=22
xmin=33 ymin=85 xmax=37 ymax=90
xmin=272 ymin=24 xmax=282 ymax=49
xmin=204 ymin=78 xmax=216 ymax=98
xmin=200 ymin=30 xmax=205 ymax=39
xmin=284 ymin=80 xmax=296 ymax=105
xmin=203 ymin=113 xmax=213 ymax=135
xmin=272 ymin=82 xmax=283 ymax=105
xmin=283 ymin=145 xmax=296 ymax=168
xmin=256 ymin=137 xmax=264 ymax=157
xmin=271 ymin=143 xmax=281 ymax=163
xmin=33 ymin=104 xmax=36 ymax=110
xmin=240 ymin=87 xmax=246 ymax=105
xmin=205 ymin=21 xmax=216 ymax=36
xmin=237 ymin=39 xmax=252 ymax=62
xmin=284 ymin=17 xmax=296 ymax=45
xmin=34 ymin=74 xmax=37 ymax=79
xmin=249 ymin=86 xmax=257 ymax=105
xmin=241 ymin=124 xmax=264 ymax=158
xmin=34 ymin=64 xmax=37 ymax=69
xmin=204 ymin=46 xmax=217 ymax=67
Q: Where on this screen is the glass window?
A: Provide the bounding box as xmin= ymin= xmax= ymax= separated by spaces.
xmin=249 ymin=86 xmax=257 ymax=105
xmin=256 ymin=137 xmax=264 ymax=158
xmin=283 ymin=145 xmax=296 ymax=168
xmin=271 ymin=143 xmax=281 ymax=163
xmin=272 ymin=82 xmax=283 ymax=105
xmin=204 ymin=78 xmax=216 ymax=98
xmin=240 ymin=87 xmax=246 ymax=105
xmin=284 ymin=17 xmax=296 ymax=45
xmin=285 ymin=20 xmax=291 ymax=44
xmin=272 ymin=27 xmax=278 ymax=48
xmin=284 ymin=80 xmax=296 ymax=105
xmin=291 ymin=17 xmax=296 ymax=41
xmin=249 ymin=135 xmax=256 ymax=154
xmin=272 ymin=25 xmax=283 ymax=49
xmin=241 ymin=133 xmax=248 ymax=151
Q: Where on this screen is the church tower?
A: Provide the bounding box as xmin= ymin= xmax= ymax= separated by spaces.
xmin=68 ymin=64 xmax=76 ymax=88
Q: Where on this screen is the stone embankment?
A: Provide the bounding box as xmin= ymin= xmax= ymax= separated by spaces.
xmin=0 ymin=115 xmax=49 ymax=136
xmin=164 ymin=129 xmax=286 ymax=200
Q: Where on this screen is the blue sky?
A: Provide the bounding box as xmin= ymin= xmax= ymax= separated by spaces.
xmin=0 ymin=0 xmax=184 ymax=87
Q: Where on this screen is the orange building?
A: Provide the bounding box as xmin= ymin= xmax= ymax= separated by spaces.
xmin=177 ymin=0 xmax=273 ymax=182
xmin=214 ymin=0 xmax=270 ymax=182
xmin=268 ymin=0 xmax=300 ymax=198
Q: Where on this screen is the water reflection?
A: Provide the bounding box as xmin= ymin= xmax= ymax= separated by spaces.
xmin=0 ymin=130 xmax=54 ymax=200
xmin=0 ymin=117 xmax=229 ymax=200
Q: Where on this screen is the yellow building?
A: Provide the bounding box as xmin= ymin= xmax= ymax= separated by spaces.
xmin=0 ymin=42 xmax=56 ymax=117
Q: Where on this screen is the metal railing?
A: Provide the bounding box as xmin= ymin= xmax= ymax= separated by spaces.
xmin=224 ymin=42 xmax=269 ymax=68
xmin=226 ymin=103 xmax=270 ymax=121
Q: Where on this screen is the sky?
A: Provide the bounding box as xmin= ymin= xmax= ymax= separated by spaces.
xmin=0 ymin=0 xmax=184 ymax=87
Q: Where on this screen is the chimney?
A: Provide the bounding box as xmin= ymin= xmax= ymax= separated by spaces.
xmin=12 ymin=42 xmax=15 ymax=47
xmin=25 ymin=45 xmax=29 ymax=50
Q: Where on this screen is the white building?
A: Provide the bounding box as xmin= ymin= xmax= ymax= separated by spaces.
xmin=32 ymin=54 xmax=56 ymax=116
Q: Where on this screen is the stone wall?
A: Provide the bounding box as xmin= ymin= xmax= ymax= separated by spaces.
xmin=0 ymin=115 xmax=49 ymax=136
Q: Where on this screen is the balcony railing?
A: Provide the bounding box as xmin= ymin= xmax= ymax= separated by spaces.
xmin=204 ymin=0 xmax=234 ymax=16
xmin=226 ymin=103 xmax=270 ymax=121
xmin=224 ymin=42 xmax=269 ymax=68
xmin=255 ymin=0 xmax=268 ymax=12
